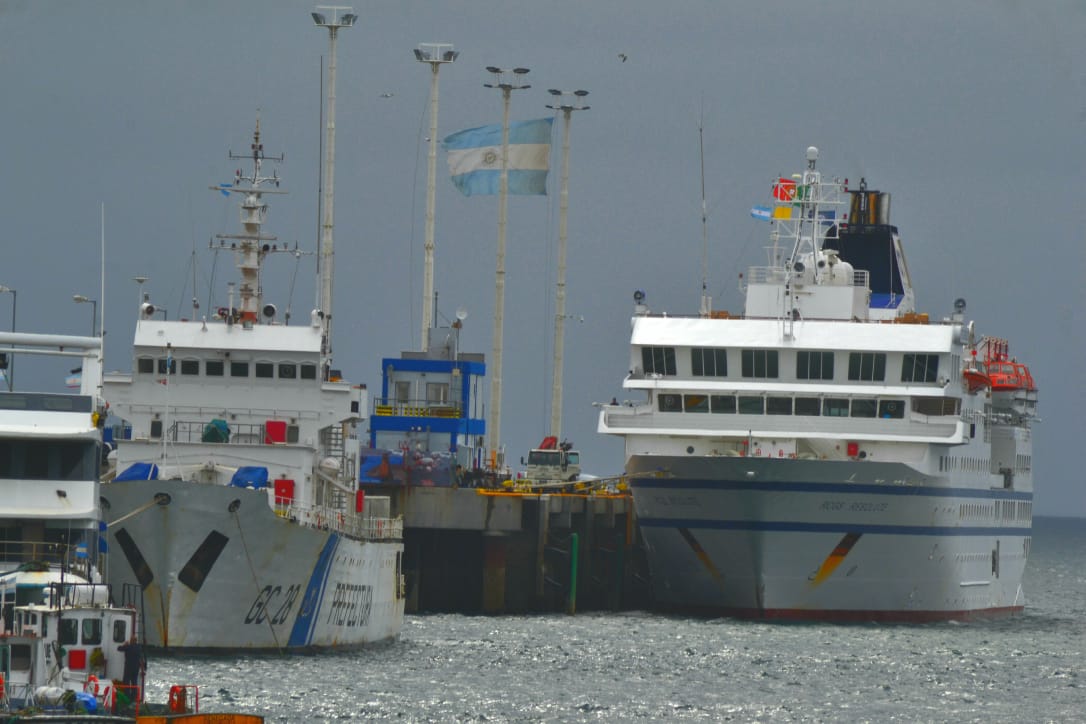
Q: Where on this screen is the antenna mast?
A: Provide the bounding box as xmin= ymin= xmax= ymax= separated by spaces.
xmin=699 ymin=119 xmax=711 ymax=317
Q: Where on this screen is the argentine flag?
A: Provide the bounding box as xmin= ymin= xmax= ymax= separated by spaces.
xmin=443 ymin=117 xmax=553 ymax=196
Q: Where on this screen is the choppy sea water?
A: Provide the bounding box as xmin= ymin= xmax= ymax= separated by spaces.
xmin=146 ymin=517 xmax=1084 ymax=722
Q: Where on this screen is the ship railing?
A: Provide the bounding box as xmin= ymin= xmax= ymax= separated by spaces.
xmin=168 ymin=419 xmax=270 ymax=445
xmin=283 ymin=503 xmax=402 ymax=540
xmin=602 ymin=408 xmax=959 ymax=438
xmin=0 ymin=540 xmax=69 ymax=567
xmin=373 ymin=398 xmax=462 ymax=419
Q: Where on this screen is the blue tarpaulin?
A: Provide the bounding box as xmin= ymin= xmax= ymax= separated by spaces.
xmin=114 ymin=462 xmax=159 ymax=481
xmin=229 ymin=466 xmax=269 ymax=489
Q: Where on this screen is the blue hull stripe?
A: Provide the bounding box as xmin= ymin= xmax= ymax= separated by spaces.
xmin=632 ymin=478 xmax=1034 ymax=501
xmin=288 ymin=534 xmax=338 ymax=648
xmin=639 ymin=518 xmax=1031 ymax=537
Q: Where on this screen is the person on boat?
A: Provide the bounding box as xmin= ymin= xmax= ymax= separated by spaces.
xmin=118 ymin=636 xmax=144 ymax=690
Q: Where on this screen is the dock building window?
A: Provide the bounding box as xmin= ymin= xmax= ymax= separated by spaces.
xmin=255 ymin=362 xmax=274 ymax=379
xmin=427 ymin=382 xmax=450 ymax=404
xmin=137 ymin=358 xmax=154 ymax=374
xmin=692 ymin=348 xmax=727 ymax=377
xmin=710 ymin=395 xmax=736 ymax=413
xmin=278 ymin=363 xmax=297 ymax=379
xmin=300 ymin=364 xmax=318 ymax=380
xmin=797 ymin=351 xmax=834 ymax=380
xmin=156 ymin=358 xmax=176 ymax=375
xmin=230 ymin=362 xmax=249 ymax=378
xmin=741 ymin=349 xmax=779 ymax=379
xmin=642 ymin=346 xmax=677 ymax=376
xmin=795 ymin=397 xmax=821 ymax=416
xmin=658 ymin=393 xmax=682 ymax=412
xmin=683 ymin=394 xmax=709 ymax=412
xmin=180 ymin=359 xmax=199 ymax=375
xmin=901 ymin=353 xmax=939 ymax=383
xmin=847 ymin=352 xmax=886 ymax=381
xmin=206 ymin=360 xmax=224 ymax=376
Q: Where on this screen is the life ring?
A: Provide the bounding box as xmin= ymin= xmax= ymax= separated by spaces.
xmin=168 ymin=685 xmax=187 ymax=713
xmin=84 ymin=674 xmax=100 ymax=697
xmin=100 ymin=683 xmax=115 ymax=712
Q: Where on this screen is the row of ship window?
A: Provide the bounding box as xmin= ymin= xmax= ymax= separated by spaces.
xmin=137 ymin=358 xmax=318 ymax=380
xmin=657 ymin=393 xmax=960 ymax=418
xmin=643 ymin=347 xmax=940 ymax=383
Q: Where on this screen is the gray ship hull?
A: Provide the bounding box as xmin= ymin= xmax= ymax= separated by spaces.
xmin=102 ymin=479 xmax=403 ymax=651
xmin=628 ymin=455 xmax=1031 ymax=621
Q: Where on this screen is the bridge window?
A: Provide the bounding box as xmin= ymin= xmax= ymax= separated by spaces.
xmin=692 ymin=348 xmax=727 ymax=377
xmin=766 ymin=397 xmax=793 ymax=415
xmin=81 ymin=618 xmax=102 ymax=645
xmin=901 ymin=353 xmax=939 ymax=383
xmin=851 ymin=399 xmax=878 ymax=418
xmin=710 ymin=395 xmax=736 ymax=413
xmin=847 ymin=352 xmax=886 ymax=381
xmin=741 ymin=349 xmax=779 ymax=379
xmin=796 ymin=351 xmax=834 ymax=380
xmin=642 ymin=346 xmax=677 ymax=376
xmin=878 ymin=399 xmax=905 ymax=419
xmin=795 ymin=397 xmax=821 ymax=416
xmin=823 ymin=398 xmax=849 ymax=417
xmin=738 ymin=396 xmax=764 ymax=414
xmin=658 ymin=393 xmax=682 ymax=412
xmin=912 ymin=397 xmax=960 ymax=416
xmin=683 ymin=394 xmax=709 ymax=412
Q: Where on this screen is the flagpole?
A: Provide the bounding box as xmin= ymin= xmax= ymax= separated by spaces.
xmin=544 ymin=90 xmax=589 ymax=441
xmin=484 ymin=66 xmax=530 ymax=471
xmin=415 ymin=43 xmax=458 ymax=352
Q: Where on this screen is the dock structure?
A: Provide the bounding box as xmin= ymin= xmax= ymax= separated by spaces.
xmin=369 ymin=482 xmax=651 ymax=614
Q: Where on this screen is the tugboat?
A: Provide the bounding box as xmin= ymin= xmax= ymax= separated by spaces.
xmin=600 ymin=147 xmax=1037 ymax=620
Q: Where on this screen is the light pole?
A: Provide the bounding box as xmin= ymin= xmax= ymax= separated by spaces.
xmin=73 ymin=295 xmax=98 ymax=337
xmin=545 ymin=89 xmax=589 ymax=442
xmin=483 ymin=66 xmax=530 ymax=470
xmin=312 ymin=6 xmax=356 ymax=379
xmin=0 ymin=285 xmax=14 ymax=391
xmin=414 ymin=42 xmax=458 ymax=353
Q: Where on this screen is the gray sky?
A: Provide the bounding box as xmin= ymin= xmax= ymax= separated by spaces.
xmin=1 ymin=1 xmax=1082 ymax=517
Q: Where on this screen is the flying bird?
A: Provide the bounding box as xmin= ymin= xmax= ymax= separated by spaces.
xmin=618 ymin=53 xmax=627 ymax=62
xmin=380 ymin=92 xmax=394 ymax=98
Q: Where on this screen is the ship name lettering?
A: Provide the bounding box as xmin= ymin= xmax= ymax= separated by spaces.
xmin=848 ymin=501 xmax=888 ymax=512
xmin=820 ymin=501 xmax=845 ymax=511
xmin=326 ymin=582 xmax=373 ymax=628
xmin=653 ymin=495 xmax=699 ymax=507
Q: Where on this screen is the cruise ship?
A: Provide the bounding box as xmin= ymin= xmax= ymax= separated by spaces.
xmin=100 ymin=122 xmax=404 ymax=651
xmin=598 ymin=147 xmax=1036 ymax=621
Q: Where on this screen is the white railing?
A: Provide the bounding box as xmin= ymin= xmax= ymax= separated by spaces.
xmin=274 ymin=501 xmax=402 ymax=541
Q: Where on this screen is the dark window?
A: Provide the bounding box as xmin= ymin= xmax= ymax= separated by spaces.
xmin=278 ymin=363 xmax=297 ymax=379
xmin=112 ymin=619 xmax=128 ymax=644
xmin=81 ymin=618 xmax=102 ymax=645
xmin=230 ymin=362 xmax=249 ymax=378
xmin=879 ymin=399 xmax=905 ymax=419
xmin=156 ymin=358 xmax=176 ymax=375
xmin=901 ymin=353 xmax=939 ymax=383
xmin=300 ymin=364 xmax=317 ymax=380
xmin=683 ymin=394 xmax=709 ymax=413
xmin=150 ymin=420 xmax=163 ymax=439
xmin=255 ymin=362 xmax=274 ymax=379
xmin=851 ymin=399 xmax=878 ymax=418
xmin=912 ymin=397 xmax=960 ymax=416
xmin=59 ymin=619 xmax=78 ymax=646
xmin=691 ymin=348 xmax=727 ymax=377
xmin=823 ymin=398 xmax=849 ymax=417
xmin=710 ymin=395 xmax=736 ymax=413
xmin=137 ymin=358 xmax=154 ymax=374
xmin=206 ymin=360 xmax=224 ymax=377
xmin=766 ymin=397 xmax=792 ymax=415
xmin=795 ymin=397 xmax=821 ymax=416
xmin=642 ymin=346 xmax=677 ymax=376
xmin=741 ymin=349 xmax=779 ymax=378
xmin=738 ymin=396 xmax=764 ymax=414
xmin=796 ymin=351 xmax=834 ymax=380
xmin=847 ymin=352 xmax=886 ymax=381
xmin=180 ymin=359 xmax=199 ymax=375
xmin=658 ymin=393 xmax=682 ymax=412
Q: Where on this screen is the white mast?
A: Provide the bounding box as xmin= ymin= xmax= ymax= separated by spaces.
xmin=312 ymin=6 xmax=356 ymax=376
xmin=698 ymin=119 xmax=711 ymax=317
xmin=483 ymin=66 xmax=530 ymax=470
xmin=415 ymin=43 xmax=458 ymax=352
xmin=545 ymin=89 xmax=589 ymax=441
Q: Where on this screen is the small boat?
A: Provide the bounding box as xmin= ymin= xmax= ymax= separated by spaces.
xmin=0 ymin=580 xmax=262 ymax=722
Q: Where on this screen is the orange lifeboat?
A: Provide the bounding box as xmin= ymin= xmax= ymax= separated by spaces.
xmin=962 ymin=364 xmax=990 ymax=394
xmin=979 ymin=336 xmax=1036 ymax=392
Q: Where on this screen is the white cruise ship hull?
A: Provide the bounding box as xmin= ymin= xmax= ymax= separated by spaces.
xmin=628 ymin=455 xmax=1031 ymax=621
xmin=103 ymin=479 xmax=404 ymax=651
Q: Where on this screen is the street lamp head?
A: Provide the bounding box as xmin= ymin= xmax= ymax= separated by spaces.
xmin=311 ymin=12 xmax=326 ymax=24
xmin=416 ymin=43 xmax=457 ymax=64
xmin=486 ymin=66 xmax=502 ymax=74
xmin=574 ymin=90 xmax=589 ymax=97
xmin=548 ymin=89 xmax=561 ymax=96
xmin=0 ymin=285 xmax=11 ymax=294
xmin=73 ymin=294 xmax=91 ymax=303
xmin=513 ymin=67 xmax=530 ymax=75
xmin=340 ymin=13 xmax=357 ymax=25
